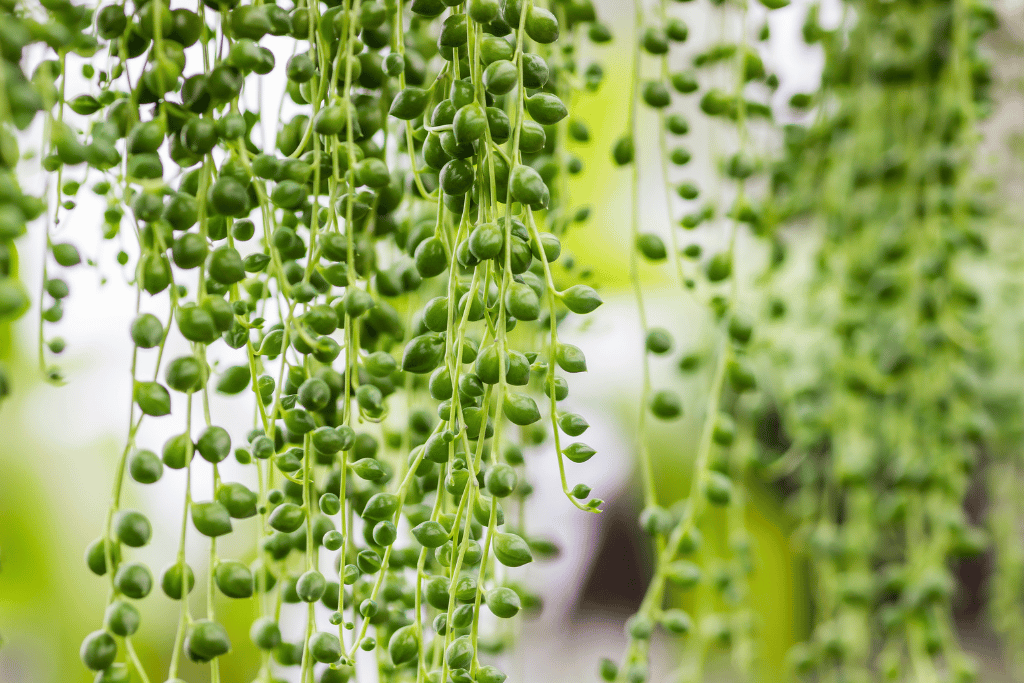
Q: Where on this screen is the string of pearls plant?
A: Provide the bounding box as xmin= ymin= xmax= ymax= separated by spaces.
xmin=601 ymin=0 xmax=776 ymax=681
xmin=4 ymin=0 xmax=610 ymax=681
xmin=763 ymin=1 xmax=999 ymax=681
xmin=1 ymin=0 xmax=1022 ymax=681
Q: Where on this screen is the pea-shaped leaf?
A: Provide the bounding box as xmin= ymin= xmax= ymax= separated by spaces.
xmin=259 ymin=329 xmax=284 ymax=356
xmin=250 ymin=617 xmax=281 ymax=651
xmin=564 ymin=442 xmax=597 ymax=464
xmin=134 ymin=381 xmax=171 ymax=416
xmin=555 ymin=343 xmax=587 ymax=373
xmin=191 ymin=501 xmax=233 ymax=537
xmin=115 ymin=510 xmax=152 ymax=547
xmin=561 ymin=285 xmax=603 ymax=314
xmin=650 ymin=390 xmax=682 ymax=420
xmin=388 ymin=624 xmax=420 ymax=665
xmin=196 ymin=426 xmax=231 ymax=463
xmin=493 ymin=531 xmax=533 ymax=567
xmin=166 ymin=356 xmax=205 ymax=393
xmin=558 ymin=413 xmax=590 ymax=437
xmin=469 ymin=222 xmax=503 ymax=260
xmin=612 ymin=135 xmax=635 ymax=166
xmin=104 ymin=600 xmax=140 ymax=637
xmin=185 ymin=619 xmax=231 ymax=661
xmin=509 ymin=164 xmax=549 ymax=208
xmin=402 ymin=333 xmax=445 ymax=374
xmin=478 ymin=665 xmax=508 ymax=683
xmin=389 ymin=87 xmax=429 ymax=120
xmin=362 ymin=492 xmax=399 ymax=521
xmin=505 ymin=281 xmax=541 ymax=321
xmin=704 ymin=471 xmax=733 ymax=506
xmin=503 ymin=392 xmax=541 ymax=426
xmin=485 ymin=586 xmax=522 ymax=618
xmin=485 ymin=463 xmax=518 ymax=498
xmin=129 ymin=449 xmax=163 ymax=484
xmin=216 ymin=481 xmax=258 ymax=519
xmin=130 ymin=313 xmax=164 ymax=348
xmin=215 ymin=365 xmax=251 ymax=394
xmin=351 ymin=458 xmax=387 ymax=481
xmin=268 ymin=502 xmax=304 ymax=532
xmin=309 ymin=631 xmax=341 ymax=664
xmin=412 ymin=520 xmax=448 ymax=548
xmin=214 ymin=560 xmax=254 ymax=598
xmin=80 ymin=630 xmax=117 ymax=671
xmin=424 ymin=575 xmax=451 ymax=610
xmin=208 ymin=245 xmax=245 ymax=284
xmin=114 ymin=562 xmax=153 ymax=599
xmin=483 ymin=60 xmax=517 ymax=95
xmin=445 ymin=635 xmax=474 ymax=670
xmin=283 ymin=408 xmax=316 ymax=434
xmin=525 ymin=92 xmax=567 ymax=125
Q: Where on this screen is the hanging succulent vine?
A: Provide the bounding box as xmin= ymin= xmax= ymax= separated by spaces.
xmin=600 ymin=0 xmax=776 ymax=680
xmin=3 ymin=0 xmax=612 ymax=681
xmin=761 ymin=0 xmax=1002 ymax=681
xmin=595 ymin=0 xmax=1012 ymax=681
xmin=5 ymin=0 xmax=1024 ymax=681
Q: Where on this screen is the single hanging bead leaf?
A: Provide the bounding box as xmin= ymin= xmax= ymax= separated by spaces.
xmin=130 ymin=313 xmax=164 ymax=348
xmin=191 ymin=501 xmax=233 ymax=537
xmin=510 ymin=164 xmax=550 ymax=208
xmin=80 ymin=631 xmax=117 ymax=671
xmin=215 ymin=365 xmax=251 ymax=394
xmin=362 ymin=492 xmax=399 ymax=522
xmin=612 ymin=135 xmax=634 ymax=165
xmin=564 ymin=442 xmax=597 ymax=464
xmin=525 ymin=5 xmax=559 ymax=43
xmin=402 ymin=333 xmax=445 ymax=374
xmin=0 ymin=280 xmax=30 ymax=322
xmin=486 ymin=586 xmax=522 ymax=618
xmin=503 ymin=392 xmax=541 ymax=426
xmin=493 ymin=531 xmax=533 ymax=567
xmin=558 ymin=413 xmax=590 ymax=437
xmin=214 ymin=560 xmax=254 ymax=598
xmin=389 ymin=87 xmax=429 ymax=120
xmin=185 ymin=619 xmax=231 ymax=662
xmin=134 ymin=380 xmax=171 ymax=416
xmin=217 ymin=482 xmax=258 ymax=518
xmin=445 ymin=635 xmax=474 ymax=670
xmin=309 ymin=631 xmax=342 ymax=664
xmin=505 ymin=281 xmax=541 ymax=321
xmin=250 ymin=617 xmax=282 ymax=651
xmin=526 ymin=92 xmax=568 ymax=125
xmin=268 ymin=502 xmax=304 ymax=532
xmin=555 ymin=343 xmax=587 ymax=373
xmin=561 ymin=285 xmax=603 ymax=314
xmin=388 ymin=624 xmax=420 ymax=665
xmin=650 ymin=390 xmax=683 ymax=420
xmin=410 ymin=0 xmax=445 ymax=17
xmin=479 ymin=666 xmax=509 ymax=683
xmin=412 ymin=521 xmax=449 ymax=549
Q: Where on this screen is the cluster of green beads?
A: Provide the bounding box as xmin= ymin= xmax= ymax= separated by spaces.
xmin=0 ymin=0 xmax=92 ymax=387
xmin=597 ymin=0 xmax=782 ymax=681
xmin=761 ymin=0 xmax=998 ymax=681
xmin=591 ymin=0 xmax=1009 ymax=681
xmin=7 ymin=0 xmax=1024 ymax=681
xmin=0 ymin=0 xmax=620 ymax=682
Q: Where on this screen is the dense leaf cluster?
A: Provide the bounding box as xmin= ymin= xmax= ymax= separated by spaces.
xmin=2 ymin=0 xmax=1019 ymax=682
xmin=0 ymin=0 xmax=612 ymax=681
